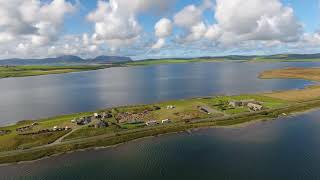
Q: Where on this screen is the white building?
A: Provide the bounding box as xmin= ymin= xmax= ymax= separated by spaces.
xmin=161 ymin=119 xmax=171 ymax=124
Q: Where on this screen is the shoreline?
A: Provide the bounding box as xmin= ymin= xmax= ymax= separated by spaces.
xmin=1 ymin=105 xmax=319 ymax=167
xmin=1 ymin=98 xmax=320 ymax=165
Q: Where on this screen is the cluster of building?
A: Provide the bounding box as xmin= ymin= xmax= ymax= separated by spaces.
xmin=145 ymin=119 xmax=171 ymax=126
xmin=229 ymin=100 xmax=263 ymax=111
xmin=19 ymin=126 xmax=71 ymax=136
xmin=94 ymin=112 xmax=112 ymax=119
xmin=0 ymin=130 xmax=11 ymax=136
xmin=71 ymin=112 xmax=113 ymax=126
xmin=72 ymin=116 xmax=92 ymax=125
xmin=16 ymin=122 xmax=39 ymax=133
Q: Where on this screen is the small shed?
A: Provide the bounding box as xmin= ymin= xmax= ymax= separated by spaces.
xmin=161 ymin=119 xmax=171 ymax=124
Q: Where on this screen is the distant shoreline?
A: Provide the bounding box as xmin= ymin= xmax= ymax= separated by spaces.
xmin=0 ymin=65 xmax=123 ymax=79
xmin=2 ymin=59 xmax=320 ymax=79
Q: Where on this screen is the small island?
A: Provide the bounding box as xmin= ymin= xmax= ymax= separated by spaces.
xmin=1 ymin=67 xmax=320 ymax=164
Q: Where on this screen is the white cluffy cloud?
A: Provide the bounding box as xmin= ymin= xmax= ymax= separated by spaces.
xmin=172 ymin=0 xmax=302 ymax=48
xmin=173 ymin=0 xmax=213 ymax=42
xmin=208 ymin=0 xmax=302 ymax=45
xmin=0 ymin=0 xmax=75 ymax=46
xmin=87 ymin=0 xmax=173 ymax=51
xmin=152 ymin=18 xmax=173 ymax=49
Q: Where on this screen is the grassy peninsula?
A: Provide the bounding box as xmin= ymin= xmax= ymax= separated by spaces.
xmin=0 ymin=65 xmax=114 ymax=79
xmin=1 ymin=67 xmax=320 ymax=164
xmin=261 ymin=67 xmax=320 ymax=101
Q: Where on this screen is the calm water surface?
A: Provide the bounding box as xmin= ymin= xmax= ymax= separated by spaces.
xmin=1 ymin=110 xmax=320 ymax=180
xmin=0 ymin=62 xmax=319 ymax=125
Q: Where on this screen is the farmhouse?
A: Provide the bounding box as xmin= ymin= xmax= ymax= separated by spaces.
xmin=95 ymin=120 xmax=108 ymax=128
xmin=94 ymin=113 xmax=102 ymax=119
xmin=76 ymin=116 xmax=92 ymax=125
xmin=0 ymin=130 xmax=11 ymax=136
xmin=102 ymin=112 xmax=113 ymax=119
xmin=229 ymin=99 xmax=259 ymax=107
xmin=146 ymin=120 xmax=158 ymax=126
xmin=247 ymin=103 xmax=263 ymax=111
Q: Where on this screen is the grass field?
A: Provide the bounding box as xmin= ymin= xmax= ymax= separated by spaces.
xmin=249 ymin=58 xmax=320 ymax=63
xmin=125 ymin=58 xmax=226 ymax=66
xmin=126 ymin=58 xmax=320 ymax=66
xmin=260 ymin=67 xmax=320 ymax=81
xmin=260 ymin=67 xmax=320 ymax=101
xmin=0 ymin=65 xmax=112 ymax=78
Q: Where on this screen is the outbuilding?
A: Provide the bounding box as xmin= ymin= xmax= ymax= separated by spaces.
xmin=146 ymin=120 xmax=158 ymax=126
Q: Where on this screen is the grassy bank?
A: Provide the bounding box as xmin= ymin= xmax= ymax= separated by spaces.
xmin=1 ymin=98 xmax=320 ymax=164
xmin=0 ymin=65 xmax=114 ymax=79
xmin=125 ymin=58 xmax=226 ymax=66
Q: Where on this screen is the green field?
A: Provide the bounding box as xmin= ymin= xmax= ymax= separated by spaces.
xmin=249 ymin=58 xmax=320 ymax=63
xmin=125 ymin=58 xmax=227 ymax=66
xmin=0 ymin=65 xmax=113 ymax=78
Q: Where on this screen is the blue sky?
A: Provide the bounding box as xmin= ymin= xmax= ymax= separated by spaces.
xmin=64 ymin=0 xmax=320 ymax=35
xmin=1 ymin=0 xmax=320 ymax=59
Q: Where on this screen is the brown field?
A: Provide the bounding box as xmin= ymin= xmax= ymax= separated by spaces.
xmin=264 ymin=85 xmax=320 ymax=102
xmin=260 ymin=67 xmax=320 ymax=81
xmin=260 ymin=67 xmax=320 ymax=101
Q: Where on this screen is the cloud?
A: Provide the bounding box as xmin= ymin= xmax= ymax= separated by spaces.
xmin=87 ymin=0 xmax=173 ymax=51
xmin=210 ymin=0 xmax=302 ymax=45
xmin=301 ymin=32 xmax=320 ymax=46
xmin=0 ymin=0 xmax=75 ymax=47
xmin=172 ymin=0 xmax=302 ymax=49
xmin=152 ymin=38 xmax=166 ymax=49
xmin=152 ymin=18 xmax=173 ymax=49
xmin=173 ymin=0 xmax=213 ymax=42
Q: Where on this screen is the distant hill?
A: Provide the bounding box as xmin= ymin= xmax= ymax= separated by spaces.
xmin=0 ymin=55 xmax=132 ymax=66
xmin=140 ymin=53 xmax=320 ymax=62
xmin=91 ymin=56 xmax=132 ymax=63
xmin=1 ymin=53 xmax=320 ymax=66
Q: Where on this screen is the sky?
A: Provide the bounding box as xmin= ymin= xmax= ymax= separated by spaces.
xmin=0 ymin=0 xmax=320 ymax=60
